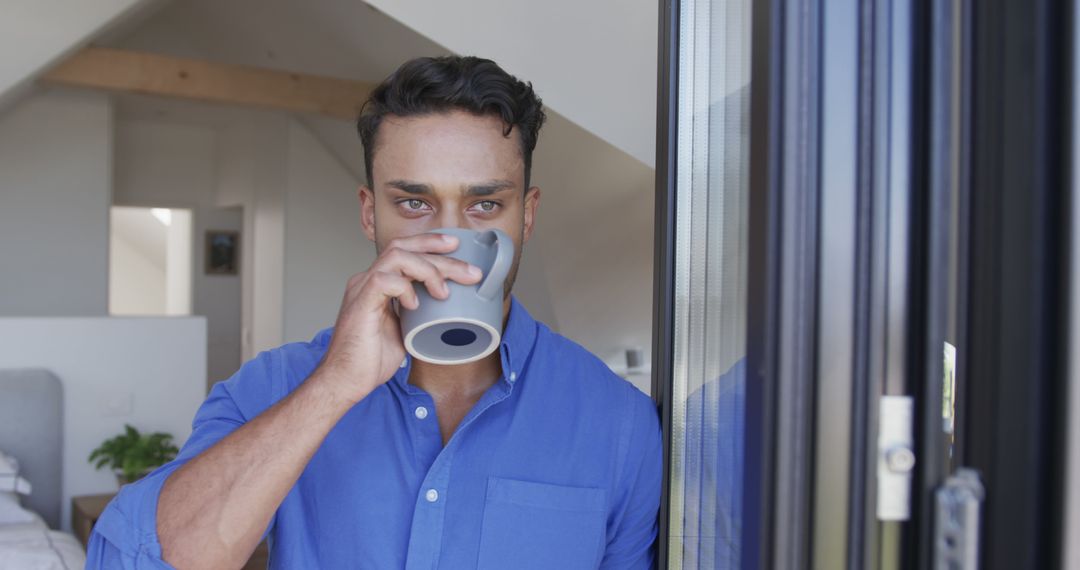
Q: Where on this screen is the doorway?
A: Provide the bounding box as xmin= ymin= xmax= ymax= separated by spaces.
xmin=108 ymin=206 xmax=193 ymax=316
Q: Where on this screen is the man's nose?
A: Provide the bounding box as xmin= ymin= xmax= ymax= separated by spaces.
xmin=434 ymin=208 xmax=466 ymax=230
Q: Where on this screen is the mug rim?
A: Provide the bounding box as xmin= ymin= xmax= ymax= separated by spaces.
xmin=403 ymin=316 xmax=501 ymax=365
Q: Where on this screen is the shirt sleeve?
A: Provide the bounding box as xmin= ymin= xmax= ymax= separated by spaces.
xmin=599 ymin=391 xmax=664 ymax=570
xmin=84 ymin=349 xmax=281 ymax=569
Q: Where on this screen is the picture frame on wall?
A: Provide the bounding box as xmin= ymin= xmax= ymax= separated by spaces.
xmin=205 ymin=230 xmax=239 ymax=275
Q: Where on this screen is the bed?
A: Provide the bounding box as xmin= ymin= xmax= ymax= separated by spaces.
xmin=0 ymin=368 xmax=87 ymax=569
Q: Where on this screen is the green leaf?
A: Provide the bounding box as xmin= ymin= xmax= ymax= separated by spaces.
xmin=87 ymin=424 xmax=179 ymax=477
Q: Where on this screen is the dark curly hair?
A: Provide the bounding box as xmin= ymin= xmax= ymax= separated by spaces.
xmin=356 ymin=56 xmax=546 ymax=190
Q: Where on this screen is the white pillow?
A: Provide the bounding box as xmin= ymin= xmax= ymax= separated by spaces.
xmin=0 ymin=491 xmax=35 ymax=525
xmin=0 ymin=451 xmax=32 ymax=495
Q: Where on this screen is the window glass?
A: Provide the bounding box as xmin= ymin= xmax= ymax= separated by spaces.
xmin=667 ymin=0 xmax=752 ymax=567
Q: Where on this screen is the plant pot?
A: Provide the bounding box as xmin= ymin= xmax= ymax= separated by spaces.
xmin=115 ymin=469 xmax=153 ymax=487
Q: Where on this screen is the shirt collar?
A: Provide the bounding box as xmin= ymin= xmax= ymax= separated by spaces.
xmin=314 ymin=294 xmax=539 ymax=391
xmin=499 ymin=294 xmax=539 ymax=380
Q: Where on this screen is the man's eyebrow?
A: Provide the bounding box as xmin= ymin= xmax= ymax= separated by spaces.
xmin=384 ymin=179 xmax=516 ymax=197
xmin=465 ymin=180 xmax=516 ymax=196
xmin=385 ymin=180 xmax=432 ymax=195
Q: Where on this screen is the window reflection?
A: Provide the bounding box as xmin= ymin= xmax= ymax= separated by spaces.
xmin=667 ymin=0 xmax=751 ymax=562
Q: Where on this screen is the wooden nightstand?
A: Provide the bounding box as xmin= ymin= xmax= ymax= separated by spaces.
xmin=71 ymin=492 xmax=114 ymax=549
xmin=71 ymin=493 xmax=269 ymax=568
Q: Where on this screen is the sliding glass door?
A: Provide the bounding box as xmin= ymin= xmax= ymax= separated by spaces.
xmin=654 ymin=0 xmax=1073 ymax=568
xmin=661 ymin=0 xmax=752 ymax=563
xmin=653 ymin=0 xmax=818 ymax=565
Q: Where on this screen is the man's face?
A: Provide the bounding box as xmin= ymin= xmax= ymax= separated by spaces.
xmin=358 ymin=109 xmax=541 ymax=299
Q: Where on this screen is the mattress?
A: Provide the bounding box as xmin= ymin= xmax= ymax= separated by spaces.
xmin=0 ymin=509 xmax=86 ymax=570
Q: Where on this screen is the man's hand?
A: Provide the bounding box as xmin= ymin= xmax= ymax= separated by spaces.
xmin=316 ymin=232 xmax=484 ymax=404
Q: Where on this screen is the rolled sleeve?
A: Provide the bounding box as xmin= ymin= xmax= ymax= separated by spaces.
xmin=84 ymin=350 xmax=280 ymax=569
xmin=85 ymin=462 xmax=182 ymax=569
xmin=600 ymin=392 xmax=664 ymax=569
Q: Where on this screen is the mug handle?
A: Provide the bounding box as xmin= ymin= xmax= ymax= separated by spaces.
xmin=476 ymin=229 xmax=514 ymax=301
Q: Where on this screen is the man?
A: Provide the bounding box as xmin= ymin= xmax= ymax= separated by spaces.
xmin=86 ymin=55 xmax=662 ymax=569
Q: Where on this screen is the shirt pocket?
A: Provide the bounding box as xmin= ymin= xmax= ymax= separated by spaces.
xmin=476 ymin=477 xmax=608 ymax=570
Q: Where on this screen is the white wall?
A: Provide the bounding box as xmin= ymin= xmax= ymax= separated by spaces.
xmin=0 ymin=88 xmax=113 ymax=317
xmin=109 ymin=232 xmax=165 ymax=314
xmin=523 ymin=111 xmax=655 ymax=394
xmin=112 ymin=110 xmax=371 ymax=363
xmin=365 ymin=0 xmax=658 ymax=167
xmin=194 ymin=206 xmax=242 ymax=389
xmin=113 ymin=117 xmax=245 ymax=387
xmin=249 ymin=140 xmax=286 ymax=356
xmin=282 ymin=120 xmax=377 ymax=344
xmin=113 ymin=120 xmax=217 ymax=207
xmin=164 ymin=209 xmax=193 ymax=315
xmin=213 ymin=116 xmax=290 ymax=357
xmin=107 ymin=206 xmax=194 ymax=317
xmin=0 ymin=316 xmax=207 ymax=533
xmin=214 ymin=122 xmax=261 ymax=362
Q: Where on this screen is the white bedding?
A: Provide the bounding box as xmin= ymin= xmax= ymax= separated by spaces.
xmin=0 ymin=510 xmax=86 ymax=570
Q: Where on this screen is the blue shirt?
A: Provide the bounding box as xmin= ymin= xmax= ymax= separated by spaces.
xmin=85 ymin=296 xmax=662 ymax=569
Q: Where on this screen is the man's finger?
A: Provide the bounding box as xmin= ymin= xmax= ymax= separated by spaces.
xmin=358 ymin=271 xmax=419 ymax=312
xmin=422 ymin=253 xmax=485 ymax=285
xmin=375 ymin=249 xmax=450 ymax=300
xmin=385 ymin=232 xmax=460 ymax=254
xmin=376 ymin=247 xmax=484 ymax=291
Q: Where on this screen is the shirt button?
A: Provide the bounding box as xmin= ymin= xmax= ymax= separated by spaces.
xmin=414 ymin=406 xmax=429 ymax=419
xmin=509 ymin=371 xmax=517 ymax=382
xmin=425 ymin=489 xmax=439 ymax=503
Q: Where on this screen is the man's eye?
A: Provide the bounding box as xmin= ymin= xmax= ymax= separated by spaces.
xmin=474 ymin=201 xmax=498 ymax=212
xmin=404 ymin=199 xmax=426 ymax=210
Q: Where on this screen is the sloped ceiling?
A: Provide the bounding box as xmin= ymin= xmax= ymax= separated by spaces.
xmin=0 ymin=0 xmax=165 ymax=114
xmin=96 ymin=0 xmax=451 ymax=85
xmin=364 ymin=0 xmax=658 ymax=166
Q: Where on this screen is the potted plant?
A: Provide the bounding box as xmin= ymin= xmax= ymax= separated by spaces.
xmin=88 ymin=424 xmax=179 ymax=486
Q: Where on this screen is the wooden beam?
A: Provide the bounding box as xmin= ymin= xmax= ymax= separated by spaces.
xmin=40 ymin=47 xmax=374 ymax=120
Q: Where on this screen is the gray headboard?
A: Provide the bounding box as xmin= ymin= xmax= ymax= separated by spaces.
xmin=0 ymin=368 xmax=63 ymax=529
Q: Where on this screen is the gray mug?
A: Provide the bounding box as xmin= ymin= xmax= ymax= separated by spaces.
xmin=400 ymin=227 xmax=514 ymax=365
